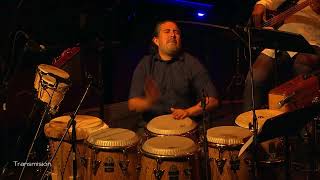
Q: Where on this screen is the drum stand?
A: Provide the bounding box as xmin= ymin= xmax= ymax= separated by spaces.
xmin=18 ymin=82 xmax=58 ymax=180
xmin=200 ymin=89 xmax=210 ymax=180
xmin=40 ymin=75 xmax=93 ymax=180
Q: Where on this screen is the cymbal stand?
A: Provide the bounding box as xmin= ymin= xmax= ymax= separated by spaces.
xmin=40 ymin=75 xmax=93 ymax=180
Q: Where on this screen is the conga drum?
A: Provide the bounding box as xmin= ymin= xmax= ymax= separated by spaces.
xmin=207 ymin=126 xmax=252 ymax=180
xmin=139 ymin=136 xmax=200 ymax=180
xmin=86 ymin=128 xmax=140 ymax=180
xmin=145 ymin=114 xmax=198 ymax=141
xmin=34 ymin=64 xmax=71 ymax=114
xmin=44 ymin=115 xmax=108 ymax=180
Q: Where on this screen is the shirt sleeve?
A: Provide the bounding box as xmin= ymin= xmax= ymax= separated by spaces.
xmin=128 ymin=57 xmax=148 ymax=99
xmin=256 ymin=0 xmax=286 ymax=10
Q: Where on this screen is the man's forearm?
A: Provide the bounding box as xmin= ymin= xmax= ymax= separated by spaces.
xmin=186 ymin=97 xmax=219 ymax=117
xmin=128 ymin=97 xmax=152 ymax=112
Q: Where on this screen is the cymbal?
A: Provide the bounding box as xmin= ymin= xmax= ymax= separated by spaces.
xmin=235 ymin=109 xmax=284 ymax=129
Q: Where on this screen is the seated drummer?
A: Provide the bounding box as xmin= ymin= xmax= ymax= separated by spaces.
xmin=128 ymin=20 xmax=219 ymax=123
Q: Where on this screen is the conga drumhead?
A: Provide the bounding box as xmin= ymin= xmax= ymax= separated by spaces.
xmin=207 ymin=126 xmax=252 ymax=146
xmin=235 ymin=109 xmax=284 ymax=129
xmin=141 ymin=136 xmax=197 ymax=157
xmin=38 ymin=64 xmax=70 ymax=79
xmin=146 ymin=114 xmax=197 ymax=135
xmin=87 ymin=128 xmax=139 ymax=148
xmin=45 ymin=115 xmax=108 ymax=139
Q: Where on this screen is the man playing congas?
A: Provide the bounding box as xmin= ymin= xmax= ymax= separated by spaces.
xmin=128 ymin=20 xmax=219 ymax=124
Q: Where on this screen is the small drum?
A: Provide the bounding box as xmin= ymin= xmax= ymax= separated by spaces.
xmin=139 ymin=136 xmax=200 ymax=180
xmin=86 ymin=128 xmax=140 ymax=180
xmin=235 ymin=109 xmax=284 ymax=129
xmin=145 ymin=114 xmax=198 ymax=141
xmin=44 ymin=115 xmax=108 ymax=180
xmin=34 ymin=64 xmax=70 ymax=114
xmin=207 ymin=126 xmax=252 ymax=180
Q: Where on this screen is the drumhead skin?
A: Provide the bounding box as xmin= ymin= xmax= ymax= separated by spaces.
xmin=38 ymin=64 xmax=70 ymax=79
xmin=146 ymin=114 xmax=197 ymax=135
xmin=87 ymin=128 xmax=139 ymax=148
xmin=235 ymin=109 xmax=284 ymax=129
xmin=207 ymin=126 xmax=252 ymax=146
xmin=44 ymin=115 xmax=108 ymax=140
xmin=141 ymin=136 xmax=197 ymax=157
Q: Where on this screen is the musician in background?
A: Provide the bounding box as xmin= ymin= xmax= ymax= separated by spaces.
xmin=128 ymin=20 xmax=219 ymax=122
xmin=243 ymin=0 xmax=320 ymax=111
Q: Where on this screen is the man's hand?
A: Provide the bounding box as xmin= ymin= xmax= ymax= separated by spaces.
xmin=252 ymin=4 xmax=266 ymax=28
xmin=170 ymin=108 xmax=190 ymax=119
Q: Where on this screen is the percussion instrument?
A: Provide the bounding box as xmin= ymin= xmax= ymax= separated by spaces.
xmin=235 ymin=109 xmax=284 ymax=129
xmin=269 ymin=73 xmax=320 ymax=112
xmin=86 ymin=128 xmax=140 ymax=180
xmin=34 ymin=64 xmax=70 ymax=114
xmin=207 ymin=126 xmax=252 ymax=180
xmin=139 ymin=136 xmax=200 ymax=180
xmin=145 ymin=114 xmax=198 ymax=141
xmin=44 ymin=115 xmax=108 ymax=180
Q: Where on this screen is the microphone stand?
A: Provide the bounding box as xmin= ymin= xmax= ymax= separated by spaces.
xmin=40 ymin=75 xmax=93 ymax=180
xmin=247 ymin=27 xmax=259 ymax=179
xmin=200 ymin=89 xmax=210 ymax=180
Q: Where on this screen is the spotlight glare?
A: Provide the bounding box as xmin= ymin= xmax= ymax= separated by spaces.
xmin=197 ymin=12 xmax=205 ymax=17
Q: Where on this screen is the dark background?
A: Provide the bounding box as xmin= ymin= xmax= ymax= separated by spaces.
xmin=0 ymin=0 xmax=256 ymax=168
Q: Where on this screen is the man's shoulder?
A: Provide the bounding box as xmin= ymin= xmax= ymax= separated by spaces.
xmin=140 ymin=54 xmax=153 ymax=63
xmin=181 ymin=52 xmax=199 ymax=62
xmin=181 ymin=52 xmax=201 ymax=66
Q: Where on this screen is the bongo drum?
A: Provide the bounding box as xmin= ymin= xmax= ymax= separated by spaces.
xmin=86 ymin=128 xmax=140 ymax=180
xmin=145 ymin=114 xmax=198 ymax=141
xmin=139 ymin=136 xmax=200 ymax=180
xmin=207 ymin=126 xmax=252 ymax=180
xmin=34 ymin=64 xmax=70 ymax=114
xmin=44 ymin=115 xmax=108 ymax=180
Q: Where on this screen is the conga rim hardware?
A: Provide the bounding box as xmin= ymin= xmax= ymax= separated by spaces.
xmin=140 ymin=149 xmax=198 ymax=160
xmin=86 ymin=142 xmax=139 ymax=152
xmin=144 ymin=128 xmax=198 ymax=137
xmin=208 ymin=143 xmax=243 ymax=150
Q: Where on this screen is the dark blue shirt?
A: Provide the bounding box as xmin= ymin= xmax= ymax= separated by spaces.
xmin=129 ymin=52 xmax=218 ymax=121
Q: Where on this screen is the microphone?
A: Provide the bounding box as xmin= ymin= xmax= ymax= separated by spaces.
xmin=277 ymin=92 xmax=296 ymax=108
xmin=25 ymin=40 xmax=46 ymax=52
xmin=19 ymin=31 xmax=47 ymax=52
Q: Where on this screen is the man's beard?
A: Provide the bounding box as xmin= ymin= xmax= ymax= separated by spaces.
xmin=165 ymin=44 xmax=181 ymax=56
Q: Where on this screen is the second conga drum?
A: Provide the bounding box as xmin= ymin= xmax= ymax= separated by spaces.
xmin=44 ymin=115 xmax=108 ymax=180
xmin=145 ymin=114 xmax=198 ymax=141
xmin=207 ymin=126 xmax=252 ymax=180
xmin=139 ymin=136 xmax=200 ymax=180
xmin=86 ymin=128 xmax=140 ymax=180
